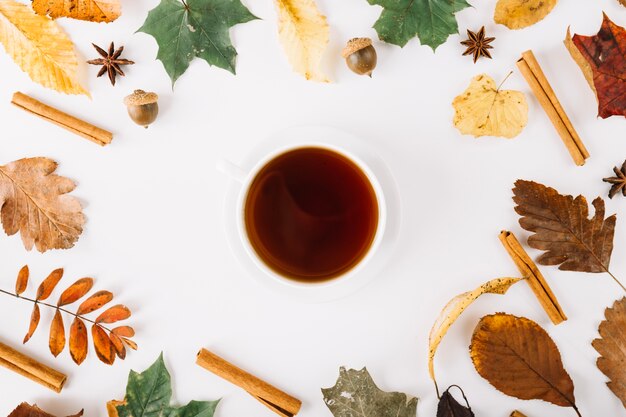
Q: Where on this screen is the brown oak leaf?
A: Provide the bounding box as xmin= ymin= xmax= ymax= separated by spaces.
xmin=8 ymin=403 xmax=83 ymax=417
xmin=0 ymin=158 xmax=85 ymax=252
xmin=592 ymin=297 xmax=626 ymax=407
xmin=470 ymin=313 xmax=579 ymax=413
xmin=32 ymin=0 xmax=121 ymax=23
xmin=565 ymin=14 xmax=626 ymax=118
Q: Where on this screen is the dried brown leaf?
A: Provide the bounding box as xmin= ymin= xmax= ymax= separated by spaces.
xmin=8 ymin=402 xmax=84 ymax=417
xmin=96 ymin=304 xmax=130 ymax=324
xmin=49 ymin=309 xmax=65 ymax=357
xmin=57 ymin=277 xmax=94 ymax=306
xmin=36 ymin=268 xmax=64 ymax=301
xmin=32 ymin=0 xmax=121 ymax=23
xmin=109 ymin=332 xmax=126 ymax=359
xmin=70 ymin=317 xmax=88 ymax=365
xmin=0 ymin=158 xmax=85 ymax=252
xmin=122 ymin=337 xmax=137 ymax=350
xmin=77 ymin=290 xmax=113 ymax=315
xmin=92 ymin=324 xmax=115 ymax=365
xmin=15 ymin=265 xmax=29 ymax=295
xmin=592 ymin=297 xmax=626 ymax=407
xmin=23 ymin=304 xmax=40 ymax=343
xmin=470 ymin=313 xmax=578 ymax=411
xmin=112 ymin=326 xmax=135 ymax=338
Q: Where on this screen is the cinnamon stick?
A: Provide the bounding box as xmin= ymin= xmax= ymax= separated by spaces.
xmin=0 ymin=341 xmax=66 ymax=393
xmin=500 ymin=231 xmax=567 ymax=325
xmin=517 ymin=50 xmax=588 ymax=166
xmin=11 ymin=92 xmax=113 ymax=146
xmin=196 ymin=348 xmax=301 ymax=417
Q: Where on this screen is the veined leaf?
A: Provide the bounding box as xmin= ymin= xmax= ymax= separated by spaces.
xmin=58 ymin=278 xmax=94 ymax=306
xmin=49 ymin=309 xmax=65 ymax=357
xmin=36 ymin=269 xmax=64 ymax=301
xmin=32 ymin=0 xmax=121 ymax=23
xmin=77 ymin=290 xmax=113 ymax=315
xmin=92 ymin=324 xmax=115 ymax=365
xmin=23 ymin=304 xmax=40 ymax=343
xmin=69 ymin=317 xmax=88 ymax=365
xmin=494 ymin=0 xmax=558 ymax=30
xmin=15 ymin=265 xmax=28 ymax=295
xmin=96 ymin=304 xmax=131 ymax=324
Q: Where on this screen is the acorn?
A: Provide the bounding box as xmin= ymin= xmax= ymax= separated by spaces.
xmin=342 ymin=38 xmax=377 ymax=77
xmin=124 ymin=90 xmax=159 ymax=128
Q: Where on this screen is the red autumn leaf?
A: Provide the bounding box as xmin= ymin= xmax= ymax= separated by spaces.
xmin=92 ymin=325 xmax=115 ymax=365
xmin=49 ymin=309 xmax=65 ymax=357
xmin=76 ymin=290 xmax=113 ymax=315
xmin=566 ymin=13 xmax=626 ymax=118
xmin=36 ymin=268 xmax=64 ymax=301
xmin=96 ymin=304 xmax=130 ymax=324
xmin=109 ymin=333 xmax=126 ymax=359
xmin=111 ymin=326 xmax=135 ymax=338
xmin=15 ymin=265 xmax=29 ymax=295
xmin=23 ymin=304 xmax=40 ymax=343
xmin=69 ymin=317 xmax=88 ymax=365
xmin=57 ymin=277 xmax=94 ymax=306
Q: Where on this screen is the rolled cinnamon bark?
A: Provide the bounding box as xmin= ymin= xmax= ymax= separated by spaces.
xmin=0 ymin=341 xmax=66 ymax=393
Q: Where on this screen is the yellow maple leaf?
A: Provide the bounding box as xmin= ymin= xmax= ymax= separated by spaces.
xmin=0 ymin=0 xmax=88 ymax=96
xmin=452 ymin=74 xmax=528 ymax=139
xmin=275 ymin=0 xmax=329 ymax=82
xmin=494 ymin=0 xmax=558 ymax=30
xmin=32 ymin=0 xmax=121 ymax=23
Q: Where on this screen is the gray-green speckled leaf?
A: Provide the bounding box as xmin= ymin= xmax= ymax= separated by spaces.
xmin=322 ymin=367 xmax=418 ymax=417
xmin=116 ymin=353 xmax=219 ymax=417
xmin=367 ymin=0 xmax=471 ymax=50
xmin=137 ymin=0 xmax=258 ymax=86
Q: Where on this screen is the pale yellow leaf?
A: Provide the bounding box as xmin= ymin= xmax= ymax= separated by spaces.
xmin=0 ymin=0 xmax=88 ymax=95
xmin=428 ymin=276 xmax=523 ymax=385
xmin=275 ymin=0 xmax=329 ymax=82
xmin=453 ymin=74 xmax=528 ymax=139
xmin=32 ymin=0 xmax=121 ymax=23
xmin=495 ymin=0 xmax=558 ymax=30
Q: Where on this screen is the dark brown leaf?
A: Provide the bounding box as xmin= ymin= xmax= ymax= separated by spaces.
xmin=112 ymin=326 xmax=135 ymax=338
xmin=69 ymin=317 xmax=88 ymax=365
xmin=513 ymin=180 xmax=616 ymax=273
xmin=109 ymin=333 xmax=126 ymax=359
xmin=57 ymin=277 xmax=94 ymax=306
xmin=77 ymin=290 xmax=113 ymax=315
xmin=49 ymin=309 xmax=65 ymax=357
xmin=15 ymin=265 xmax=29 ymax=295
xmin=92 ymin=325 xmax=115 ymax=365
xmin=96 ymin=304 xmax=130 ymax=324
xmin=36 ymin=268 xmax=64 ymax=301
xmin=437 ymin=386 xmax=474 ymax=417
xmin=470 ymin=313 xmax=578 ymax=411
xmin=23 ymin=304 xmax=40 ymax=343
xmin=8 ymin=402 xmax=83 ymax=417
xmin=592 ymin=297 xmax=626 ymax=407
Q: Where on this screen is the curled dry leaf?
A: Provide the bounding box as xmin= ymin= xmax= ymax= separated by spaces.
xmin=8 ymin=402 xmax=83 ymax=417
xmin=275 ymin=0 xmax=329 ymax=82
xmin=592 ymin=297 xmax=626 ymax=407
xmin=58 ymin=278 xmax=94 ymax=306
xmin=92 ymin=325 xmax=115 ymax=365
xmin=470 ymin=313 xmax=579 ymax=412
xmin=565 ymin=14 xmax=626 ymax=119
xmin=428 ymin=277 xmax=522 ymax=388
xmin=15 ymin=265 xmax=29 ymax=295
xmin=49 ymin=310 xmax=65 ymax=357
xmin=96 ymin=305 xmax=131 ymax=324
xmin=36 ymin=269 xmax=64 ymax=301
xmin=0 ymin=158 xmax=85 ymax=253
xmin=70 ymin=317 xmax=88 ymax=365
xmin=0 ymin=0 xmax=88 ymax=95
xmin=452 ymin=74 xmax=528 ymax=139
xmin=32 ymin=0 xmax=121 ymax=23
xmin=77 ymin=290 xmax=113 ymax=315
xmin=437 ymin=386 xmax=474 ymax=417
xmin=494 ymin=0 xmax=558 ymax=30
xmin=23 ymin=304 xmax=40 ymax=343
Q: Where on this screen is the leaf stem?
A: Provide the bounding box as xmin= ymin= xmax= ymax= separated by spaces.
xmin=606 ymin=270 xmax=626 ymax=293
xmin=573 ymin=404 xmax=583 ymax=417
xmin=0 ymin=288 xmax=112 ymax=332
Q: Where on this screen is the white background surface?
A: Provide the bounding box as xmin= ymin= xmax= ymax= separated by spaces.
xmin=1 ymin=0 xmax=626 ymax=416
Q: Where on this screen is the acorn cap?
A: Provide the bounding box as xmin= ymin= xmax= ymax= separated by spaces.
xmin=342 ymin=38 xmax=373 ymax=58
xmin=124 ymin=90 xmax=158 ymax=106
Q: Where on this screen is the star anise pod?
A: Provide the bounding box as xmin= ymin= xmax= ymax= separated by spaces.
xmin=603 ymin=160 xmax=626 ymax=198
xmin=461 ymin=27 xmax=495 ymax=63
xmin=87 ymin=42 xmax=134 ymax=86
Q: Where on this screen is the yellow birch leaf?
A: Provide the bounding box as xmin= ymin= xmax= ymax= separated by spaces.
xmin=275 ymin=0 xmax=329 ymax=82
xmin=428 ymin=277 xmax=523 ymax=386
xmin=452 ymin=74 xmax=528 ymax=139
xmin=0 ymin=0 xmax=88 ymax=96
xmin=494 ymin=0 xmax=558 ymax=30
xmin=32 ymin=0 xmax=121 ymax=23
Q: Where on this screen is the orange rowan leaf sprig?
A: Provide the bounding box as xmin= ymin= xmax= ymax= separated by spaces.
xmin=0 ymin=266 xmax=136 ymax=366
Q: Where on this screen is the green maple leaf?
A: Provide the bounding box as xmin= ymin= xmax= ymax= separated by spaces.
xmin=116 ymin=353 xmax=219 ymax=417
xmin=367 ymin=0 xmax=471 ymax=50
xmin=137 ymin=0 xmax=258 ymax=86
xmin=322 ymin=367 xmax=418 ymax=417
